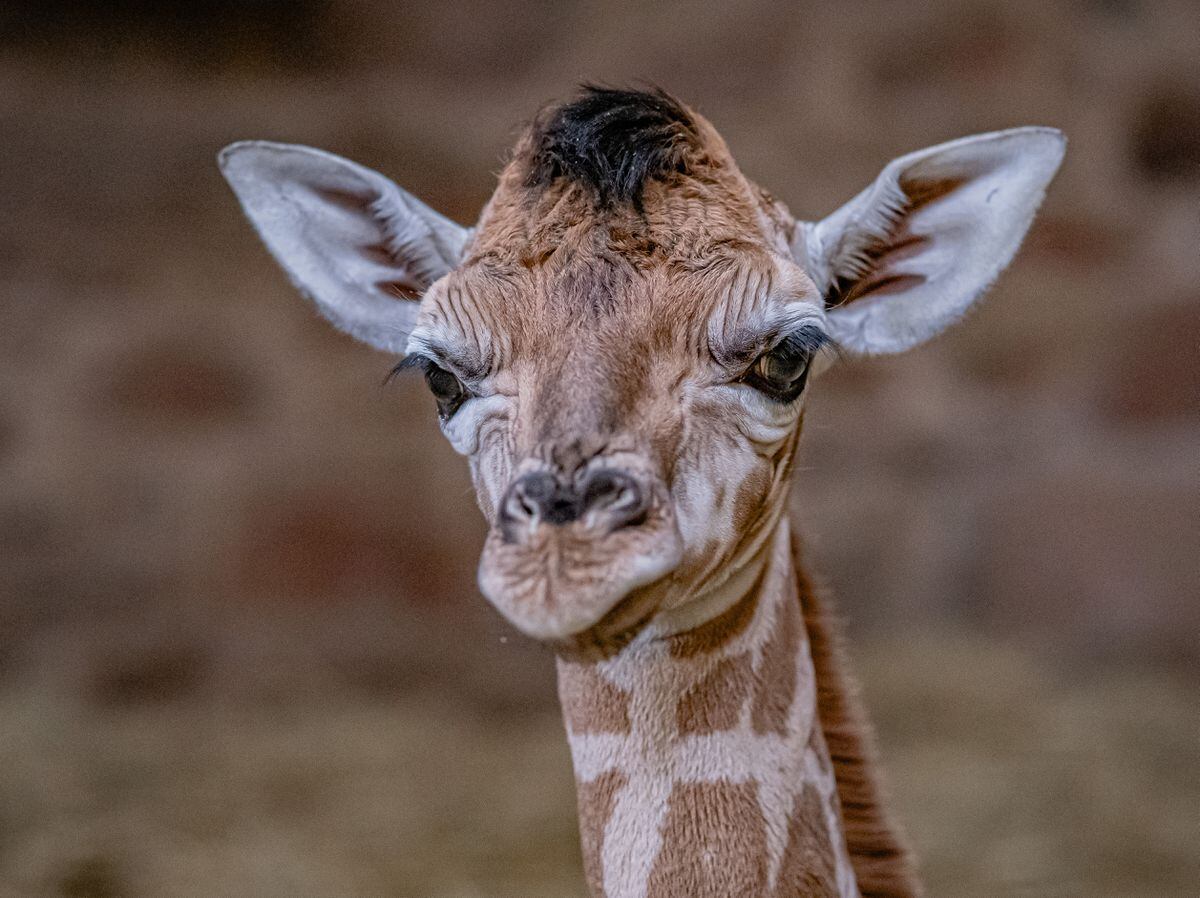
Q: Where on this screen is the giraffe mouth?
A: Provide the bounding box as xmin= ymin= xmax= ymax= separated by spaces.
xmin=476 ymin=503 xmax=682 ymax=644
xmin=555 ymin=580 xmax=665 ymax=661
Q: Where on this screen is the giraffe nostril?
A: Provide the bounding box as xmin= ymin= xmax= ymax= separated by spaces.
xmin=500 ymin=468 xmax=649 ymax=536
xmin=502 ymin=471 xmax=581 ymax=530
xmin=580 ymin=469 xmax=647 ymax=530
xmin=521 ymin=472 xmax=556 ymax=504
xmin=516 ymin=492 xmax=539 ymax=521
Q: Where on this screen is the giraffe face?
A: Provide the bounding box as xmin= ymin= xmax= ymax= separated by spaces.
xmin=407 ymin=210 xmax=831 ymax=647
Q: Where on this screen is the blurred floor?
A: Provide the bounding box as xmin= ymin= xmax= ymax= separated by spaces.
xmin=2 ymin=628 xmax=1197 ymax=896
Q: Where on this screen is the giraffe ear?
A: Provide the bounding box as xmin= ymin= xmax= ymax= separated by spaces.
xmin=794 ymin=127 xmax=1065 ymax=355
xmin=219 ymin=141 xmax=471 ymax=354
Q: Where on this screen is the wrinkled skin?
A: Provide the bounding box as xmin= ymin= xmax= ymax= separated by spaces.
xmin=221 ymin=100 xmax=1064 ymax=661
xmin=406 ymin=116 xmax=831 ymax=652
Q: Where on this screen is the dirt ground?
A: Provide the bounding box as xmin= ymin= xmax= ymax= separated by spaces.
xmin=1 ymin=0 xmax=1198 ymax=895
xmin=2 ymin=626 xmax=1197 ymax=897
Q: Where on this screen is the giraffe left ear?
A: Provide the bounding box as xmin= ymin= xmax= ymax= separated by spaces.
xmin=794 ymin=127 xmax=1065 ymax=355
xmin=219 ymin=141 xmax=471 ymax=355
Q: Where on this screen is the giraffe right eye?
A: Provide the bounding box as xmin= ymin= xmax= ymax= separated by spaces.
xmin=424 ymin=363 xmax=468 ymax=418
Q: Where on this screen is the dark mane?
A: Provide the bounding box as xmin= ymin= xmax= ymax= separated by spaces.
xmin=526 ymin=85 xmax=699 ymax=209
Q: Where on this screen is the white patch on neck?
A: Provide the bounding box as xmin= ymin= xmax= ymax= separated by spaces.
xmin=560 ymin=523 xmax=858 ymax=898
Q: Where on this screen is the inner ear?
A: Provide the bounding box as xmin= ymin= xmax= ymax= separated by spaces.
xmin=796 ymin=127 xmax=1066 ymax=355
xmin=825 ymin=174 xmax=966 ymax=309
xmin=219 ymin=141 xmax=472 ymax=355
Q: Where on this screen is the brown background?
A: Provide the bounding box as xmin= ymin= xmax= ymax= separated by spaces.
xmin=1 ymin=1 xmax=1198 ymax=895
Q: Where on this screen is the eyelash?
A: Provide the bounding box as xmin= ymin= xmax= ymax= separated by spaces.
xmin=738 ymin=325 xmax=834 ymax=403
xmin=387 ymin=354 xmax=472 ymax=419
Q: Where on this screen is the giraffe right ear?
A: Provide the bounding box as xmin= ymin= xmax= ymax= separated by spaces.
xmin=219 ymin=141 xmax=471 ymax=354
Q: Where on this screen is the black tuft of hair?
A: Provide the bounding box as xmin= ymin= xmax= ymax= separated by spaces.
xmin=527 ymin=85 xmax=699 ymax=208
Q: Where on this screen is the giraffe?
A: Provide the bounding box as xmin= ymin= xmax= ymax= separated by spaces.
xmin=219 ymin=87 xmax=1064 ymax=897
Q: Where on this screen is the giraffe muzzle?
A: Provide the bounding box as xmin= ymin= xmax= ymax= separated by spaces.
xmin=478 ymin=462 xmax=682 ymax=643
xmin=499 ymin=468 xmax=649 ymax=541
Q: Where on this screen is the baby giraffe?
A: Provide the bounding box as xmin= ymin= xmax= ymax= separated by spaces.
xmin=220 ymin=88 xmax=1063 ymax=897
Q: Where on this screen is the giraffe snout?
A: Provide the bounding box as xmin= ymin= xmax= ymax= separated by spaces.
xmin=500 ymin=467 xmax=648 ymax=540
xmin=479 ymin=452 xmax=680 ymax=643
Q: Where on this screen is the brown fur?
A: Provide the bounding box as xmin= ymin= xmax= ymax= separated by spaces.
xmin=644 ymin=781 xmax=768 ymax=898
xmin=774 ymin=783 xmax=840 ymax=898
xmin=577 ymin=769 xmax=627 ymax=898
xmin=675 ymin=652 xmax=753 ymax=734
xmin=792 ymin=528 xmax=923 ymax=898
xmin=558 ymin=660 xmax=633 ymax=734
xmin=750 ymin=575 xmax=800 ymax=735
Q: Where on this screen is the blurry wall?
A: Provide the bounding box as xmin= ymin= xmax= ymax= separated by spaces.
xmin=1 ymin=1 xmax=1198 ymax=896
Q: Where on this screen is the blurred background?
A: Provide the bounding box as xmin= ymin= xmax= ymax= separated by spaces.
xmin=1 ymin=1 xmax=1198 ymax=895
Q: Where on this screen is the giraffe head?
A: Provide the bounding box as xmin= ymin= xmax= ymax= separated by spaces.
xmin=220 ymin=88 xmax=1063 ymax=651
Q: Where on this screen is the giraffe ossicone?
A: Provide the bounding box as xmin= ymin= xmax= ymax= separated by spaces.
xmin=221 ymin=87 xmax=1064 ymax=897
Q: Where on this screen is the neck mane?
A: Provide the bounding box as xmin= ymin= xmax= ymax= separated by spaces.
xmin=555 ymin=518 xmax=920 ymax=898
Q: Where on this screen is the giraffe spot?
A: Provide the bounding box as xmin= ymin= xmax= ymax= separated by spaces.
xmin=676 ymin=652 xmax=753 ymax=735
xmin=731 ymin=465 xmax=771 ymax=532
xmin=668 ymin=562 xmax=764 ymax=658
xmin=773 ymin=784 xmax=840 ymax=898
xmin=577 ymin=768 xmax=626 ymax=898
xmin=751 ymin=589 xmax=800 ymax=735
xmin=645 ymin=780 xmax=768 ymax=898
xmin=557 ymin=660 xmax=631 ymax=734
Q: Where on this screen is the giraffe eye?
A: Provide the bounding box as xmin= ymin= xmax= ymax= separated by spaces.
xmin=740 ymin=325 xmax=830 ymax=403
xmin=386 ymin=352 xmax=474 ymax=419
xmin=424 ymin=363 xmax=468 ymax=418
xmin=745 ymin=347 xmax=809 ymax=402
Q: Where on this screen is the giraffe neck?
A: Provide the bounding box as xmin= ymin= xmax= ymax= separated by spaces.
xmin=556 ymin=519 xmax=858 ymax=898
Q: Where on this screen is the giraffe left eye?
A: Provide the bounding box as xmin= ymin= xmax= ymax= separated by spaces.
xmin=740 ymin=325 xmax=829 ymax=403
xmin=745 ymin=348 xmax=809 ymax=402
